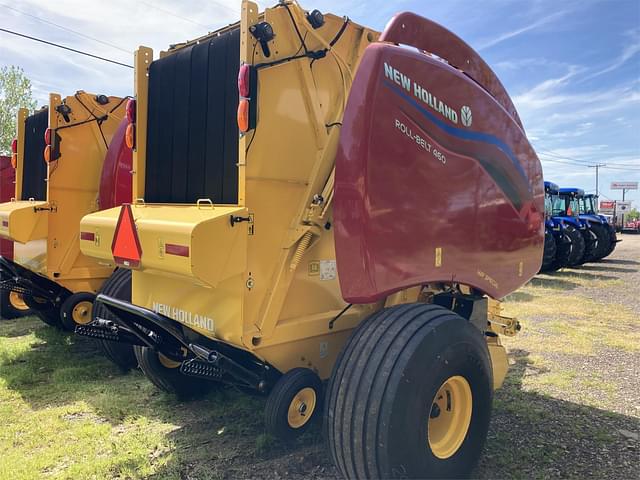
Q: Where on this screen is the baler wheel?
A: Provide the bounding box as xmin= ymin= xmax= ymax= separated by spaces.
xmin=564 ymin=225 xmax=586 ymax=266
xmin=134 ymin=345 xmax=214 ymax=399
xmin=92 ymin=269 xmax=137 ymax=371
xmin=325 ymin=303 xmax=492 ymax=479
xmin=0 ymin=290 xmax=33 ymax=320
xmin=60 ymin=292 xmax=96 ymax=331
xmin=23 ymin=295 xmax=62 ymax=328
xmin=264 ymin=368 xmax=323 ymax=441
xmin=539 ymin=229 xmax=557 ymax=272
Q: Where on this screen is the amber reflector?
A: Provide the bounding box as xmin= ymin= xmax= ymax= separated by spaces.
xmin=10 ymin=153 xmax=17 ymax=169
xmin=125 ymin=123 xmax=135 ymax=149
xmin=237 ymin=99 xmax=249 ymax=133
xmin=43 ymin=145 xmax=51 ymax=163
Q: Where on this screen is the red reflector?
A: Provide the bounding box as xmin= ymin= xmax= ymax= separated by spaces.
xmin=126 ymin=99 xmax=136 ymax=123
xmin=44 ymin=128 xmax=51 ymax=145
xmin=238 ymin=64 xmax=250 ymax=97
xmin=111 ymin=204 xmax=143 ymax=268
xmin=80 ymin=231 xmax=95 ymax=241
xmin=165 ymin=243 xmax=189 ymax=257
xmin=11 ymin=138 xmax=17 ymax=154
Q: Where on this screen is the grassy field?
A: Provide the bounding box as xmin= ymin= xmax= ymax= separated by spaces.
xmin=0 ymin=235 xmax=638 ymax=479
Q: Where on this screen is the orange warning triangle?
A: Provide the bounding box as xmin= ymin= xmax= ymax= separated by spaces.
xmin=111 ymin=204 xmax=142 ymax=268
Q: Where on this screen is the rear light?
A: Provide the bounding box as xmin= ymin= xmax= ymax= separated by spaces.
xmin=44 ymin=145 xmax=51 ymax=163
xmin=237 ymin=99 xmax=249 ymax=133
xmin=44 ymin=128 xmax=51 ymax=145
xmin=126 ymin=99 xmax=136 ymax=123
xmin=125 ymin=123 xmax=135 ymax=149
xmin=11 ymin=138 xmax=17 ymax=153
xmin=238 ymin=64 xmax=251 ymax=97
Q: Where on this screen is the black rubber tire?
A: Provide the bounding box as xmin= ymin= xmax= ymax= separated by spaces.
xmin=60 ymin=291 xmax=96 ymax=331
xmin=602 ymin=224 xmax=617 ymax=257
xmin=326 ymin=303 xmax=493 ymax=479
xmin=565 ymin=225 xmax=586 ymax=266
xmin=551 ymin=230 xmax=571 ymax=270
xmin=539 ymin=229 xmax=557 ymax=272
xmin=587 ymin=223 xmax=610 ymax=261
xmin=578 ymin=226 xmax=597 ymax=264
xmin=134 ymin=345 xmax=214 ymax=399
xmin=23 ymin=295 xmax=62 ymax=328
xmin=0 ymin=290 xmax=33 ymax=319
xmin=265 ymin=368 xmax=323 ymax=441
xmin=92 ymin=269 xmax=137 ymax=371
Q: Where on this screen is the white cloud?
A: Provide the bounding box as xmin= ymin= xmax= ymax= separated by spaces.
xmin=476 ymin=10 xmax=568 ymax=51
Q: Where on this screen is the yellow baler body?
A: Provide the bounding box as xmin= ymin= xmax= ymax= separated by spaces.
xmin=79 ymin=1 xmax=510 ymax=381
xmin=0 ymin=92 xmax=126 ymax=293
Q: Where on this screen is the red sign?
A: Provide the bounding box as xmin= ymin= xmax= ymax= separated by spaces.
xmin=600 ymin=201 xmax=615 ymax=210
xmin=111 ymin=204 xmax=142 ymax=268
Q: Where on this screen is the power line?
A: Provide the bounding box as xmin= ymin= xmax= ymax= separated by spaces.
xmin=0 ymin=3 xmax=131 ymax=54
xmin=0 ymin=27 xmax=133 ymax=69
xmin=537 ymin=146 xmax=640 ymax=167
xmin=137 ymin=0 xmax=213 ymax=29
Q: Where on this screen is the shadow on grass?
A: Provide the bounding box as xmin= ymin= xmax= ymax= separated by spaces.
xmin=598 ymin=258 xmax=639 ymax=266
xmin=552 ymin=269 xmax=618 ymax=281
xmin=2 ymin=320 xmax=637 ymax=479
xmin=574 ymin=264 xmax=637 ymax=274
xmin=504 ymin=291 xmax=538 ymax=303
xmin=529 ymin=275 xmax=580 ymax=290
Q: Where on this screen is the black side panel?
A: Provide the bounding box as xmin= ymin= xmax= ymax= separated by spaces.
xmin=21 ymin=108 xmax=48 ymax=201
xmin=145 ymin=28 xmax=240 ymax=204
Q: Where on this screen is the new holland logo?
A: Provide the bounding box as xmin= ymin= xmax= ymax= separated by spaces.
xmin=461 ymin=105 xmax=473 ymax=127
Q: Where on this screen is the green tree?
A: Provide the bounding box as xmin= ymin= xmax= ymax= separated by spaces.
xmin=0 ymin=66 xmax=37 ymax=155
xmin=626 ymin=207 xmax=639 ymax=221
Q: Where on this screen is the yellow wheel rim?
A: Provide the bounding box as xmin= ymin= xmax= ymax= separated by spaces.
xmin=158 ymin=353 xmax=181 ymax=369
xmin=8 ymin=292 xmax=29 ymax=311
xmin=428 ymin=375 xmax=473 ymax=459
xmin=287 ymin=387 xmax=317 ymax=429
xmin=71 ymin=301 xmax=93 ymax=325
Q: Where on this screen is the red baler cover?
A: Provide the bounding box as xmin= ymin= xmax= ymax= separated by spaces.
xmin=99 ymin=118 xmax=132 ymax=210
xmin=334 ymin=13 xmax=544 ymax=302
xmin=0 ymin=155 xmax=15 ymax=260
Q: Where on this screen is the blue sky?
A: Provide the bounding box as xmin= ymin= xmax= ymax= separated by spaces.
xmin=1 ymin=0 xmax=639 ymax=204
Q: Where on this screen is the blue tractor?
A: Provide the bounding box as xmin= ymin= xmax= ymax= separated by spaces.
xmin=559 ymin=188 xmax=614 ymax=262
xmin=581 ymin=193 xmax=619 ymax=258
xmin=540 ymin=181 xmax=583 ymax=271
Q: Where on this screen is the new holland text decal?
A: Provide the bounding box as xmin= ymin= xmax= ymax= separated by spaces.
xmin=384 ymin=62 xmax=470 ymax=126
xmin=152 ymin=302 xmax=215 ymax=332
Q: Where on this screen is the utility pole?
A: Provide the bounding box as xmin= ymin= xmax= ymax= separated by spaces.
xmin=588 ymin=163 xmax=606 ymax=196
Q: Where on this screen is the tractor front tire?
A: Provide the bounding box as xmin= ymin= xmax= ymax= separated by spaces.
xmin=60 ymin=292 xmax=96 ymax=331
xmin=134 ymin=346 xmax=214 ymax=399
xmin=265 ymin=368 xmax=323 ymax=442
xmin=539 ymin=229 xmax=557 ymax=272
xmin=587 ymin=223 xmax=611 ymax=261
xmin=603 ymin=224 xmax=617 ymax=257
xmin=0 ymin=290 xmax=33 ymax=319
xmin=326 ymin=303 xmax=493 ymax=479
xmin=579 ymin=227 xmax=597 ymax=264
xmin=92 ymin=269 xmax=137 ymax=371
xmin=565 ymin=225 xmax=586 ymax=266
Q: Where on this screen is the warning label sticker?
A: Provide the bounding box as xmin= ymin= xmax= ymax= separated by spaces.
xmin=320 ymin=260 xmax=337 ymax=281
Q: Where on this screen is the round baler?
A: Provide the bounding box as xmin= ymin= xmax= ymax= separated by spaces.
xmin=0 ymin=93 xmax=133 ymax=346
xmin=76 ymin=2 xmax=543 ymax=478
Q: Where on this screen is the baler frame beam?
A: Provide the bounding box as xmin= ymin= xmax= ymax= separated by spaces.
xmin=0 ymin=256 xmax=71 ymax=308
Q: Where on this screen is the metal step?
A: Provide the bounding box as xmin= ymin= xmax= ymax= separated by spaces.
xmin=180 ymin=358 xmax=223 ymax=381
xmin=75 ymin=324 xmax=120 ymax=342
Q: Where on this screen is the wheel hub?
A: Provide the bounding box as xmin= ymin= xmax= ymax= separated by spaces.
xmin=427 ymin=375 xmax=473 ymax=459
xmin=72 ymin=301 xmax=94 ymax=325
xmin=287 ymin=387 xmax=316 ymax=429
